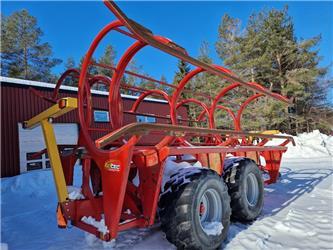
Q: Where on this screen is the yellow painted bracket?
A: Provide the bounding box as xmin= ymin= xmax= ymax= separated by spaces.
xmin=24 ymin=97 xmax=78 ymax=129
xmin=248 ymin=130 xmax=280 ymax=142
xmin=24 ymin=97 xmax=77 ymax=203
xmin=261 ymin=130 xmax=280 ymax=135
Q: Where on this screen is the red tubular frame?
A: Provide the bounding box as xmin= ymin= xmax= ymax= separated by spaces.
xmin=30 ymin=0 xmax=294 ymax=242
xmin=236 ymin=93 xmax=264 ymax=129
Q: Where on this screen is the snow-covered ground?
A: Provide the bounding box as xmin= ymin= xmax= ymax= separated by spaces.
xmin=1 ymin=130 xmax=332 ymax=250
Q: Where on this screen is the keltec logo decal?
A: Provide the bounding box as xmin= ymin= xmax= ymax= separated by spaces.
xmin=104 ymin=160 xmax=121 ymax=171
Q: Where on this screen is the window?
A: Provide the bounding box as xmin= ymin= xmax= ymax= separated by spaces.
xmin=136 ymin=115 xmax=156 ymax=123
xmin=25 ymin=152 xmax=49 ymax=171
xmin=27 ymin=162 xmax=42 ymax=171
xmin=26 ymin=152 xmax=42 ymax=161
xmin=94 ymin=110 xmax=110 ymax=122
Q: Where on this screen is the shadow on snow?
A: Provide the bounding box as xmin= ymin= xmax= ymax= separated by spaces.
xmin=224 ymin=158 xmax=333 ymax=247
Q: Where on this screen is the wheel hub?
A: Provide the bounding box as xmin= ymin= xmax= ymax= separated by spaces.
xmin=199 ymin=202 xmax=206 ymax=216
xmin=198 ymin=188 xmax=223 ymax=232
xmin=245 ymin=172 xmax=259 ymax=206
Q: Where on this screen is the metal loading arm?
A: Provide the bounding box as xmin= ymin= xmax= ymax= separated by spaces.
xmin=103 ymin=0 xmax=292 ymax=104
xmin=24 ymin=98 xmax=78 ymax=129
xmin=24 ymin=97 xmax=78 ymax=203
xmin=95 ymin=122 xmax=295 ymax=148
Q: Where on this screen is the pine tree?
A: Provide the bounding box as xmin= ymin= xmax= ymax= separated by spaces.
xmin=215 ymin=6 xmax=331 ymax=133
xmin=198 ymin=41 xmax=213 ymax=64
xmin=172 ymin=60 xmax=192 ymax=99
xmin=64 ymin=57 xmax=76 ymax=70
xmin=79 ymin=56 xmax=98 ymax=74
xmin=62 ymin=57 xmax=77 ymax=86
xmin=139 ymin=74 xmax=157 ymax=92
xmin=121 ymin=59 xmax=143 ymax=95
xmin=193 ymin=41 xmax=232 ymax=129
xmin=97 ymin=45 xmax=116 ymax=78
xmin=172 ymin=60 xmax=199 ymax=125
xmin=299 ymin=77 xmax=333 ymax=133
xmin=173 ymin=60 xmax=191 ymax=86
xmin=197 ymin=41 xmax=224 ymax=98
xmin=1 ymin=10 xmax=61 ymax=82
xmin=159 ymin=75 xmax=170 ymax=93
xmin=125 ymin=60 xmax=139 ymax=87
xmin=78 ymin=56 xmax=101 ymax=89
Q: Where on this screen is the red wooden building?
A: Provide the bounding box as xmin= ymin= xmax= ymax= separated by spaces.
xmin=1 ymin=76 xmax=186 ymax=177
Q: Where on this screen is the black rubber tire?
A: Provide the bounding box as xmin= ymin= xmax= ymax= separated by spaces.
xmin=159 ymin=169 xmax=231 ymax=250
xmin=224 ymin=159 xmax=264 ymax=221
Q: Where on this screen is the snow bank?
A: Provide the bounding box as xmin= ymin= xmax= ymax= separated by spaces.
xmin=266 ymin=130 xmax=333 ymax=159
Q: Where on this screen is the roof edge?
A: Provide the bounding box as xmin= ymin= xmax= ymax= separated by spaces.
xmin=0 ymin=76 xmax=168 ymax=104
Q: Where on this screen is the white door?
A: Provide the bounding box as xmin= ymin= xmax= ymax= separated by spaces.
xmin=18 ymin=123 xmax=78 ymax=173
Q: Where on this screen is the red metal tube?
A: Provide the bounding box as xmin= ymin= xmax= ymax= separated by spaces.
xmin=108 ymin=40 xmax=147 ymax=129
xmin=209 ymin=83 xmax=241 ymax=128
xmin=78 ymin=20 xmax=124 ymax=157
xmin=130 ymin=90 xmax=170 ymax=112
xmin=52 ymin=68 xmax=80 ymax=100
xmin=236 ymin=93 xmax=264 ymax=130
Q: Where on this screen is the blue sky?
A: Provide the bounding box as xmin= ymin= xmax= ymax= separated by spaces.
xmin=2 ymin=1 xmax=333 ymax=88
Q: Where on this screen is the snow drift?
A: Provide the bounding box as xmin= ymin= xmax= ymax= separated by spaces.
xmin=266 ymin=129 xmax=333 ymax=158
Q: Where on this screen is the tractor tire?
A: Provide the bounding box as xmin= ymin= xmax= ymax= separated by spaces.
xmin=224 ymin=159 xmax=264 ymax=221
xmin=159 ymin=168 xmax=231 ymax=250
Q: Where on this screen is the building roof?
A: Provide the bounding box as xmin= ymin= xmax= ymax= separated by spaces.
xmin=0 ymin=76 xmax=168 ymax=103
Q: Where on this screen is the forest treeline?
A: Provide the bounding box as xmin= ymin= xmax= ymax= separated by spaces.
xmin=1 ymin=7 xmax=332 ymax=134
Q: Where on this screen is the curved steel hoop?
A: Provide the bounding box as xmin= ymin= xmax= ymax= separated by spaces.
xmin=74 ymin=4 xmax=292 ymax=154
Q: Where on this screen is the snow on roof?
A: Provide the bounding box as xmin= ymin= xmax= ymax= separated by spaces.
xmin=0 ymin=76 xmax=168 ymax=104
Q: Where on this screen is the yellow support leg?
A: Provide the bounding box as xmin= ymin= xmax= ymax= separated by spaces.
xmin=40 ymin=119 xmax=68 ymax=202
xmin=24 ymin=98 xmax=77 ymax=203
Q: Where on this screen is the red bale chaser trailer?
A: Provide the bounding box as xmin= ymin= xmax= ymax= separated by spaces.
xmin=24 ymin=1 xmax=295 ymax=249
